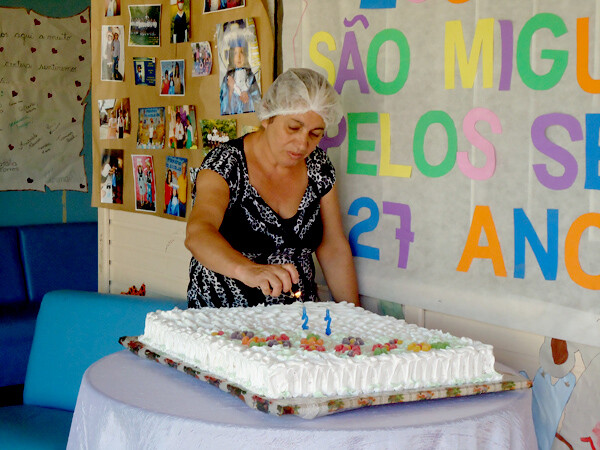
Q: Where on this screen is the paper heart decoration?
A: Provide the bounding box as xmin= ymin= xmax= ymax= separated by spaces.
xmin=30 ymin=47 xmax=36 ymax=53
xmin=30 ymin=76 xmax=36 ymax=82
xmin=8 ymin=144 xmax=14 ymax=150
xmin=80 ymin=15 xmax=87 ymax=23
xmin=0 ymin=47 xmax=4 ymax=52
xmin=12 ymin=90 xmax=17 ymax=97
xmin=48 ymin=92 xmax=53 ymax=98
xmin=81 ymin=39 xmax=86 ymax=44
xmin=72 ymin=117 xmax=76 ymax=122
xmin=75 ymin=80 xmax=81 ymax=87
xmin=34 ymin=18 xmax=41 ymax=25
xmin=27 ymin=178 xmax=34 ymax=184
xmin=79 ymin=55 xmax=84 ymax=61
xmin=77 ymin=95 xmax=82 ymax=101
xmin=52 ymin=48 xmax=57 ymax=54
xmin=80 ymin=184 xmax=85 ymax=189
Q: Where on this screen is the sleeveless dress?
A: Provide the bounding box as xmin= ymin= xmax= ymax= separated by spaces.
xmin=187 ymin=137 xmax=336 ymax=308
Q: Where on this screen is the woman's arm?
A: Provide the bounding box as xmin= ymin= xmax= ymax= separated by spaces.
xmin=316 ymin=184 xmax=360 ymax=306
xmin=185 ymin=169 xmax=298 ymax=297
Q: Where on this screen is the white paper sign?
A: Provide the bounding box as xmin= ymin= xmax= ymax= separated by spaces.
xmin=0 ymin=7 xmax=91 ymax=191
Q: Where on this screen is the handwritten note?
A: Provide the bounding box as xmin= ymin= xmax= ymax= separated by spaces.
xmin=0 ymin=7 xmax=90 ymax=191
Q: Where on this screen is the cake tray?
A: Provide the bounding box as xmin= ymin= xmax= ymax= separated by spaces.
xmin=119 ymin=335 xmax=532 ymax=419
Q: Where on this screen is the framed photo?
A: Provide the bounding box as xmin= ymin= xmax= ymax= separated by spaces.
xmin=132 ymin=155 xmax=156 ymax=212
xmin=98 ymin=98 xmax=131 ymax=140
xmin=137 ymin=107 xmax=166 ymax=149
xmin=133 ymin=57 xmax=156 ymax=86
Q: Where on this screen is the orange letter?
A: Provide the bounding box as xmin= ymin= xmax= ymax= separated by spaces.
xmin=576 ymin=17 xmax=600 ymax=93
xmin=457 ymin=205 xmax=507 ymax=276
xmin=564 ymin=213 xmax=600 ymax=289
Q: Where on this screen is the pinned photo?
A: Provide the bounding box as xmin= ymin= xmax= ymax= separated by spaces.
xmin=167 ymin=105 xmax=198 ymax=149
xmin=171 ymin=0 xmax=190 ymax=43
xmin=137 ymin=107 xmax=166 ymax=149
xmin=199 ymin=118 xmax=236 ymax=156
xmin=191 ymin=41 xmax=212 ymax=77
xmin=133 ymin=57 xmax=156 ymax=86
xmin=101 ymin=25 xmax=124 ymax=81
xmin=129 ymin=5 xmax=161 ymax=47
xmin=203 ymin=0 xmax=244 ymax=14
xmin=132 ymin=154 xmax=156 ymax=212
xmin=105 ymin=0 xmax=121 ymax=17
xmin=165 ymin=156 xmax=188 ymax=218
xmin=98 ymin=98 xmax=131 ymax=140
xmin=160 ymin=59 xmax=185 ymax=96
xmin=216 ymin=18 xmax=261 ymax=115
xmin=100 ymin=149 xmax=124 ymax=204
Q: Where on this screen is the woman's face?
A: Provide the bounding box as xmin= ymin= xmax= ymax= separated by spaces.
xmin=233 ymin=47 xmax=245 ymax=68
xmin=262 ymin=111 xmax=325 ymax=166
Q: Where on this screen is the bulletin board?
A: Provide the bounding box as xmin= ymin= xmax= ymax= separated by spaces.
xmin=91 ymin=0 xmax=274 ymax=221
xmin=283 ymin=0 xmax=600 ymax=345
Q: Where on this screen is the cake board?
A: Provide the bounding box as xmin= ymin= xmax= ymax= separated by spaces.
xmin=119 ymin=336 xmax=532 ymax=419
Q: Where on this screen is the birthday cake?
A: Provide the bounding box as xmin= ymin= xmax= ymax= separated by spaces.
xmin=138 ymin=301 xmax=502 ymax=399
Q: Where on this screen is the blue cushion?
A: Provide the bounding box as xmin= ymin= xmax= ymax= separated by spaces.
xmin=0 ymin=405 xmax=73 ymax=449
xmin=0 ymin=307 xmax=39 ymax=387
xmin=19 ymin=223 xmax=98 ymax=303
xmin=23 ymin=290 xmax=187 ymax=411
xmin=0 ymin=227 xmax=27 ymax=305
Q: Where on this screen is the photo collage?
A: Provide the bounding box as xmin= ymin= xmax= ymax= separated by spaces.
xmin=95 ymin=0 xmax=267 ymax=220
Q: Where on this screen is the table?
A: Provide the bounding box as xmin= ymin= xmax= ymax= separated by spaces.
xmin=67 ymin=351 xmax=537 ymax=450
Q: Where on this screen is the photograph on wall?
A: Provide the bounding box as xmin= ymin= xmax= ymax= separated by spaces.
xmin=132 ymin=154 xmax=156 ymax=212
xmin=191 ymin=41 xmax=212 ymax=77
xmin=240 ymin=124 xmax=259 ymax=136
xmin=128 ymin=5 xmax=161 ymax=47
xmin=216 ymin=18 xmax=261 ymax=115
xmin=133 ymin=57 xmax=156 ymax=86
xmin=171 ymin=0 xmax=190 ymax=43
xmin=200 ymin=118 xmax=237 ymax=156
xmin=137 ymin=107 xmax=165 ymax=149
xmin=203 ymin=0 xmax=244 ymax=14
xmin=167 ymin=105 xmax=198 ymax=150
xmin=100 ymin=149 xmax=124 ymax=204
xmin=164 ymin=156 xmax=188 ymax=218
xmin=105 ymin=0 xmax=121 ymax=17
xmin=98 ymin=98 xmax=131 ymax=140
xmin=189 ymin=166 xmax=200 ymax=207
xmin=101 ymin=25 xmax=124 ymax=81
xmin=160 ymin=59 xmax=185 ymax=95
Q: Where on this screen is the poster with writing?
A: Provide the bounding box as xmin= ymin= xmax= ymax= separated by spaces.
xmin=0 ymin=7 xmax=91 ymax=192
xmin=282 ymin=0 xmax=600 ymax=344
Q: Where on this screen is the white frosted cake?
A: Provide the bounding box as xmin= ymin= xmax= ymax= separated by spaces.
xmin=138 ymin=301 xmax=502 ymax=399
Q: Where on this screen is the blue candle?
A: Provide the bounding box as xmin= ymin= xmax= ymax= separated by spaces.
xmin=324 ymin=309 xmax=331 ymax=336
xmin=302 ymin=306 xmax=309 ymax=330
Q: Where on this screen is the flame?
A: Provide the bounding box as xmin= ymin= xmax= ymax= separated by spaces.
xmin=293 ymin=290 xmax=302 ymax=298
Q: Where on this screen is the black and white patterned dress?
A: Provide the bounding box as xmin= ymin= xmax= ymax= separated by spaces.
xmin=187 ymin=137 xmax=336 ymax=308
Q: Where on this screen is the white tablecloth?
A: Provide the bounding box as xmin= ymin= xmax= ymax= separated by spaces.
xmin=67 ymin=350 xmax=537 ymax=450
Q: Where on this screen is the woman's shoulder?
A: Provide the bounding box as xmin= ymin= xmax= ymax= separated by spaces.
xmin=201 ymin=137 xmax=245 ymax=171
xmin=307 ymin=147 xmax=336 ymax=193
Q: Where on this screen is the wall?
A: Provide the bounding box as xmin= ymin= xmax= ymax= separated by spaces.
xmin=0 ymin=0 xmax=96 ymax=227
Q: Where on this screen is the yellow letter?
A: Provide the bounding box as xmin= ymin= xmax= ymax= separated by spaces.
xmin=445 ymin=18 xmax=494 ymax=89
xmin=309 ymin=31 xmax=336 ymax=86
xmin=379 ymin=113 xmax=412 ymax=178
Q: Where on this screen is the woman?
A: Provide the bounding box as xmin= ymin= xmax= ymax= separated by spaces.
xmin=186 ymin=68 xmax=359 ymax=308
xmin=173 ymin=62 xmax=182 ymax=95
xmin=161 ymin=70 xmax=170 ymax=95
xmin=164 ymin=170 xmax=173 ymax=213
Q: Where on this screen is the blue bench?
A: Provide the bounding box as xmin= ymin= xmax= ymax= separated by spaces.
xmin=0 ymin=222 xmax=98 ymax=389
xmin=0 ymin=290 xmax=187 ymax=449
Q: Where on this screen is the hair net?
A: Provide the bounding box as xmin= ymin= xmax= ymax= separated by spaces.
xmin=256 ymin=68 xmax=343 ymax=129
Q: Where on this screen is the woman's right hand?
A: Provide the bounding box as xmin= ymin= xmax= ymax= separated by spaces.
xmin=237 ymin=263 xmax=299 ymax=298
